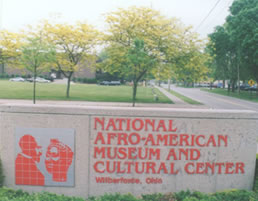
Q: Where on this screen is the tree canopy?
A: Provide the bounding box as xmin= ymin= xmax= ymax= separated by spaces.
xmin=208 ymin=0 xmax=258 ymax=90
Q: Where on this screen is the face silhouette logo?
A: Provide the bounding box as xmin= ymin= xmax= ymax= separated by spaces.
xmin=45 ymin=139 xmax=74 ymax=182
xmin=15 ymin=135 xmax=45 ymax=185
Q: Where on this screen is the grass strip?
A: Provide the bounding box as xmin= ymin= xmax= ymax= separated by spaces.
xmin=0 ymin=80 xmax=172 ymax=104
xmin=168 ymin=89 xmax=202 ymax=105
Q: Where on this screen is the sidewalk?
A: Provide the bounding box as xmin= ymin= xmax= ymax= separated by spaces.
xmin=155 ymin=86 xmax=185 ymax=105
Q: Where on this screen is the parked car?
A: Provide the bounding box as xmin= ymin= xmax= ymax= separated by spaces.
xmin=27 ymin=77 xmax=51 ymax=83
xmin=217 ymin=83 xmax=223 ymax=88
xmin=9 ymin=77 xmax=25 ymax=82
xmin=240 ymin=83 xmax=251 ymax=90
xmin=99 ymin=81 xmax=121 ymax=86
xmin=99 ymin=81 xmax=110 ymax=85
xmin=110 ymin=81 xmax=121 ymax=86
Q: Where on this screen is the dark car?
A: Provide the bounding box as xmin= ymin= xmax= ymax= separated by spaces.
xmin=240 ymin=83 xmax=251 ymax=90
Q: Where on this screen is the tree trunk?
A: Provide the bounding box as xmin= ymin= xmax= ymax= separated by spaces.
xmin=66 ymin=74 xmax=72 ymax=98
xmin=232 ymin=80 xmax=235 ymax=93
xmin=256 ymin=79 xmax=258 ymax=96
xmin=227 ymin=83 xmax=231 ymax=95
xmin=33 ymin=66 xmax=37 ymax=104
xmin=132 ymin=81 xmax=137 ymax=107
xmin=223 ymin=80 xmax=225 ymax=89
xmin=0 ymin=63 xmax=4 ymax=74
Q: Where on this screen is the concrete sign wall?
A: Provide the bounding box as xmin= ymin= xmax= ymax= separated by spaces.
xmin=0 ymin=105 xmax=257 ymax=198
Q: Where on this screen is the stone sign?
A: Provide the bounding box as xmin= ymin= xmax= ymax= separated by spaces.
xmin=0 ymin=105 xmax=257 ymax=198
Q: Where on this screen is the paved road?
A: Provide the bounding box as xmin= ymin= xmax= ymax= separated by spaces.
xmin=162 ymin=84 xmax=258 ymax=112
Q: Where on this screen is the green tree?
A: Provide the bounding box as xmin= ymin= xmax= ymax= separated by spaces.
xmin=41 ymin=21 xmax=100 ymax=98
xmin=226 ymin=0 xmax=258 ymax=89
xmin=127 ymin=39 xmax=157 ymax=106
xmin=208 ymin=0 xmax=258 ymax=93
xmin=103 ymin=6 xmax=195 ymax=105
xmin=20 ymin=37 xmax=55 ymax=104
xmin=0 ymin=30 xmax=22 ymax=74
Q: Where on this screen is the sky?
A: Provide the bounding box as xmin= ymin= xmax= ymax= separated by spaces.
xmin=0 ymin=0 xmax=234 ymax=38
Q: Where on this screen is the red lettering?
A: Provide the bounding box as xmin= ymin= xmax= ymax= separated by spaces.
xmin=94 ymin=132 xmax=105 ymax=144
xmin=235 ymin=162 xmax=245 ymax=174
xmin=205 ymin=162 xmax=215 ymax=174
xmin=190 ymin=149 xmax=201 ymax=160
xmin=128 ymin=147 xmax=137 ymax=159
xmin=138 ymin=148 xmax=148 ymax=160
xmin=94 ymin=147 xmax=105 ymax=158
xmin=94 ymin=117 xmax=105 ymax=130
xmin=135 ymin=162 xmax=145 ymax=174
xmin=218 ymin=135 xmax=228 ymax=147
xmin=106 ymin=161 xmax=116 ymax=173
xmin=126 ymin=119 xmax=131 ymax=131
xmin=115 ymin=118 xmax=126 ymax=131
xmin=107 ymin=133 xmax=116 ymax=144
xmin=149 ymin=148 xmax=160 ymax=160
xmin=145 ymin=119 xmax=155 ymax=131
xmin=168 ymin=120 xmax=177 ymax=132
xmin=116 ymin=161 xmax=126 ymax=173
xmin=216 ymin=163 xmax=224 ymax=174
xmin=196 ymin=135 xmax=205 ymax=147
xmin=156 ymin=120 xmax=167 ymax=132
xmin=144 ymin=134 xmax=156 ymax=145
xmin=206 ymin=135 xmax=216 ymax=147
xmin=190 ymin=135 xmax=195 ymax=146
xmin=156 ymin=134 xmax=168 ymax=146
xmin=196 ymin=163 xmax=205 ymax=174
xmin=94 ymin=161 xmax=104 ymax=173
xmin=179 ymin=134 xmax=190 ymax=146
xmin=166 ymin=149 xmax=177 ymax=160
xmin=157 ymin=162 xmax=168 ymax=174
xmin=132 ymin=118 xmax=144 ymax=131
xmin=124 ymin=161 xmax=134 ymax=173
xmin=128 ymin=133 xmax=141 ymax=145
xmin=106 ymin=118 xmax=117 ymax=131
xmin=117 ymin=133 xmax=128 ymax=145
xmin=169 ymin=134 xmax=178 ymax=146
xmin=107 ymin=147 xmax=116 ymax=159
xmin=178 ymin=148 xmax=188 ymax=160
xmin=117 ymin=147 xmax=127 ymax=159
xmin=146 ymin=162 xmax=156 ymax=174
xmin=170 ymin=163 xmax=179 ymax=174
xmin=225 ymin=163 xmax=234 ymax=174
xmin=185 ymin=163 xmax=195 ymax=174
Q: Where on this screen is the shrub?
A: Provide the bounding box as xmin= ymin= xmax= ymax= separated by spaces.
xmin=0 ymin=158 xmax=4 ymax=187
xmin=88 ymin=193 xmax=141 ymax=201
xmin=142 ymin=193 xmax=175 ymax=201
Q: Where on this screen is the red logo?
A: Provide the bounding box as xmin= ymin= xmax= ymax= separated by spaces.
xmin=15 ymin=135 xmax=45 ymax=185
xmin=45 ymin=139 xmax=74 ymax=182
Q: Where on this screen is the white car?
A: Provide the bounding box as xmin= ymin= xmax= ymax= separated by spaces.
xmin=27 ymin=77 xmax=51 ymax=83
xmin=35 ymin=77 xmax=51 ymax=83
xmin=9 ymin=77 xmax=25 ymax=82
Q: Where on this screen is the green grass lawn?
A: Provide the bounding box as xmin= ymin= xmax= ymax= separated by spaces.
xmin=202 ymin=88 xmax=258 ymax=103
xmin=0 ymin=80 xmax=172 ymax=104
xmin=168 ymin=89 xmax=202 ymax=105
